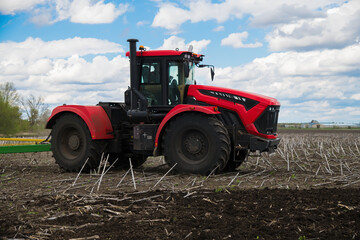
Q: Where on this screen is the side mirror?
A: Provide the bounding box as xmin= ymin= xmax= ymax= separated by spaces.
xmin=184 ymin=61 xmax=190 ymax=78
xmin=210 ymin=67 xmax=215 ymax=81
xmin=198 ymin=64 xmax=215 ymax=81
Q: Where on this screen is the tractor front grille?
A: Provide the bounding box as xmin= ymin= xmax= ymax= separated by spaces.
xmin=254 ymin=106 xmax=279 ymax=135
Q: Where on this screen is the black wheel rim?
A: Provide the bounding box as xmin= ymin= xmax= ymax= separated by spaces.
xmin=178 ymin=129 xmax=209 ymax=164
xmin=59 ymin=126 xmax=85 ymax=160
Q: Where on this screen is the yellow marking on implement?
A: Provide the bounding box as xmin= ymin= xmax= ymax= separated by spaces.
xmin=0 ymin=138 xmax=50 ymax=143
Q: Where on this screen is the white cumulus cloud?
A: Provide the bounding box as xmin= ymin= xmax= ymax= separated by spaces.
xmin=0 ymin=37 xmax=129 ymax=106
xmin=0 ymin=37 xmax=123 ymax=61
xmin=0 ymin=0 xmax=46 ymax=15
xmin=266 ymin=1 xmax=360 ymax=51
xmin=351 ymin=94 xmax=360 ymax=101
xmin=1 ymin=0 xmax=129 ymax=25
xmin=221 ymin=32 xmax=263 ymax=48
xmin=67 ymin=0 xmax=128 ymax=24
xmin=151 ymin=0 xmax=343 ymax=32
xmin=136 ymin=21 xmax=150 ymax=27
xmin=152 ymin=3 xmax=189 ymax=33
xmin=157 ymin=36 xmax=211 ymax=53
xmin=212 ymin=26 xmax=224 ymax=32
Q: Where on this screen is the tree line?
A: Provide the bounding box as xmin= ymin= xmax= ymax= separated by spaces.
xmin=0 ymin=82 xmax=50 ymax=135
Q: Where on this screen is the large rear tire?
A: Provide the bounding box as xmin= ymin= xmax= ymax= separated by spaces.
xmin=51 ymin=114 xmax=104 ymax=172
xmin=163 ymin=113 xmax=230 ymax=175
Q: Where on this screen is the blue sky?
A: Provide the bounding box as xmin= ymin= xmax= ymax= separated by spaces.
xmin=0 ymin=0 xmax=359 ymax=123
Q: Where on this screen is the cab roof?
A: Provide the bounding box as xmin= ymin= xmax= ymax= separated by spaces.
xmin=125 ymin=50 xmax=203 ymax=58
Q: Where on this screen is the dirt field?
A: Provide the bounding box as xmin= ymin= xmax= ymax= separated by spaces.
xmin=1 ymin=129 xmax=360 ymax=239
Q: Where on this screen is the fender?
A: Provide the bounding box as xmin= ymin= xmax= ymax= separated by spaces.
xmin=153 ymin=104 xmax=220 ymax=155
xmin=46 ymin=105 xmax=114 ymax=140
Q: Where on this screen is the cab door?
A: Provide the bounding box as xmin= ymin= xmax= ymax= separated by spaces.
xmin=139 ymin=61 xmax=163 ymax=106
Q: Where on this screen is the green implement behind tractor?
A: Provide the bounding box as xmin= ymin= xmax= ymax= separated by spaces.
xmin=0 ymin=137 xmax=51 ymax=154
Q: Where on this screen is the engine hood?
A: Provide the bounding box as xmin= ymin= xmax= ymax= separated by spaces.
xmin=186 ymin=85 xmax=280 ymax=139
xmin=187 ymin=85 xmax=280 ymax=107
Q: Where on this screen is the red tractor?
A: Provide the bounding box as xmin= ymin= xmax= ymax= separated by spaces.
xmin=46 ymin=39 xmax=280 ymax=175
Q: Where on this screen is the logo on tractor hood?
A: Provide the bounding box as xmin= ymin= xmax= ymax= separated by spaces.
xmin=198 ymin=89 xmax=259 ymax=111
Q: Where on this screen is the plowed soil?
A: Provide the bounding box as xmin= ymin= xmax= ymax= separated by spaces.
xmin=1 ymin=129 xmax=360 ymax=239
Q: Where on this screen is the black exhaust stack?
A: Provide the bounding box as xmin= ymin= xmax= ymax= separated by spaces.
xmin=125 ymin=38 xmax=147 ymax=116
xmin=128 ymin=39 xmax=139 ymax=91
xmin=125 ymin=39 xmax=139 ymax=109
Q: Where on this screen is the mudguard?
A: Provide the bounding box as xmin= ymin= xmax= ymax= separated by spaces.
xmin=153 ymin=104 xmax=220 ymax=156
xmin=46 ymin=105 xmax=114 ymax=140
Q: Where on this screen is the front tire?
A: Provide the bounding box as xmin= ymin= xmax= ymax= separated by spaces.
xmin=51 ymin=114 xmax=104 ymax=172
xmin=163 ymin=113 xmax=230 ymax=175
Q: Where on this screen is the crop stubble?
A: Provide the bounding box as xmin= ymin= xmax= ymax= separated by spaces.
xmin=0 ymin=129 xmax=359 ymax=239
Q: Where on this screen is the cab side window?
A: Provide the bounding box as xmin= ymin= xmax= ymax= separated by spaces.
xmin=140 ymin=62 xmax=162 ymax=106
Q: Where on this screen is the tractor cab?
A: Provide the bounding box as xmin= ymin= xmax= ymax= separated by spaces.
xmin=125 ymin=39 xmax=208 ymax=116
xmin=137 ymin=55 xmax=194 ymax=106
